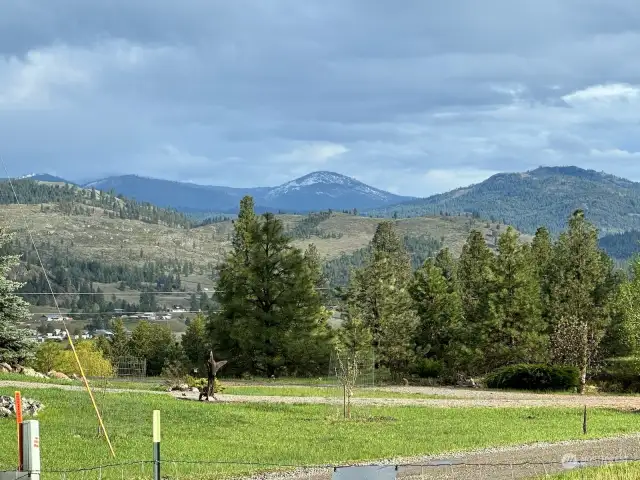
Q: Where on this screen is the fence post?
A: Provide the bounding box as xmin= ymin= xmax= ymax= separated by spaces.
xmin=153 ymin=410 xmax=161 ymax=480
xmin=22 ymin=420 xmax=40 ymax=480
xmin=15 ymin=391 xmax=23 ymax=471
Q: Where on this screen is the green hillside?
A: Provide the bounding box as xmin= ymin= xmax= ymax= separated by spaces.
xmin=368 ymin=166 xmax=640 ymax=235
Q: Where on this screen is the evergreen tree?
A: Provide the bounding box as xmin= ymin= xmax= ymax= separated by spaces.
xmin=190 ymin=293 xmax=199 ymax=312
xmin=531 ymin=226 xmax=554 ymax=323
xmin=129 ymin=321 xmax=176 ymax=376
xmin=0 ymin=231 xmax=36 ymax=364
xmin=181 ymin=314 xmax=209 ymax=373
xmin=457 ymin=230 xmax=494 ymax=373
xmin=548 ymin=210 xmax=615 ymax=393
xmin=232 ymin=196 xmax=258 ymax=264
xmin=211 ymin=211 xmax=331 ymax=376
xmin=487 ymin=227 xmax=547 ymax=368
xmin=433 ymin=247 xmax=458 ymax=290
xmin=109 ymin=318 xmax=129 ymax=358
xmin=347 ymin=221 xmax=418 ymax=374
xmin=409 ymin=260 xmax=465 ymax=371
xmin=337 ymin=307 xmax=373 ymax=358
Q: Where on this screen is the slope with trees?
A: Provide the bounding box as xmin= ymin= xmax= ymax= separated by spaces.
xmin=367 ymin=166 xmax=640 ymax=235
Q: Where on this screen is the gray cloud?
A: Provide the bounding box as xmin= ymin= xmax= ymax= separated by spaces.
xmin=2 ymin=0 xmax=640 ymax=196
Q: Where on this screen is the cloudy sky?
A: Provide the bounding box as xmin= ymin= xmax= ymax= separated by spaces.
xmin=2 ymin=1 xmax=640 ymax=196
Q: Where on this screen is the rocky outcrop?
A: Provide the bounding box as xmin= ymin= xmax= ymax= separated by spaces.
xmin=0 ymin=363 xmax=12 ymax=373
xmin=0 ymin=396 xmax=44 ymax=417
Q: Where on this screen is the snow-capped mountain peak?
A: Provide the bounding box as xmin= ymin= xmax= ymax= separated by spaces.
xmin=266 ymin=171 xmax=391 ymax=200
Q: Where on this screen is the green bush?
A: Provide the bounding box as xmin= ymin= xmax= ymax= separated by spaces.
xmin=412 ymin=358 xmax=443 ymax=378
xmin=593 ymin=357 xmax=640 ymax=393
xmin=185 ymin=375 xmax=225 ymax=393
xmin=485 ymin=364 xmax=580 ymax=391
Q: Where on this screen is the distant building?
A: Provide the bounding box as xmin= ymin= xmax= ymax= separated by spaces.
xmin=93 ymin=329 xmax=114 ymax=338
xmin=41 ymin=314 xmax=71 ymax=322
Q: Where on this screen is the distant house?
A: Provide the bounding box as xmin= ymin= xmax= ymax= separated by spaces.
xmin=93 ymin=329 xmax=114 ymax=338
xmin=41 ymin=314 xmax=71 ymax=322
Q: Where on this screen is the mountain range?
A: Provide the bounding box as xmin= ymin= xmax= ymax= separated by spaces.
xmin=83 ymin=171 xmax=413 ymax=214
xmin=12 ymin=165 xmax=640 ymax=242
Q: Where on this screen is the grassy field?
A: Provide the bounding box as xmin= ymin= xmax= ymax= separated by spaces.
xmin=1 ymin=387 xmax=639 ymax=479
xmin=0 ymin=372 xmax=167 ymax=392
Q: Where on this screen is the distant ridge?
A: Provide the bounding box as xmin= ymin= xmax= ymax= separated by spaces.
xmin=82 ymin=171 xmax=413 ymax=213
xmin=366 ymin=166 xmax=640 ymax=235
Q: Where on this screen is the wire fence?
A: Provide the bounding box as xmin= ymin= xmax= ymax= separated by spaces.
xmin=2 ymin=456 xmax=640 ymax=480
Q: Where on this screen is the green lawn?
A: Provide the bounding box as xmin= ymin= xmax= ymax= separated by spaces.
xmin=0 ymin=372 xmax=166 ymax=392
xmin=1 ymin=388 xmax=639 ymax=479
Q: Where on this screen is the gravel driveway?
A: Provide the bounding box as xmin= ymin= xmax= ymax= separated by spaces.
xmin=175 ymin=385 xmax=640 ymax=409
xmin=236 ymin=434 xmax=640 ymax=480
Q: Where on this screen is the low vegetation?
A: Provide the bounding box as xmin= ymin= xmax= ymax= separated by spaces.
xmin=551 ymin=463 xmax=640 ymax=479
xmin=485 ymin=364 xmax=580 ymax=392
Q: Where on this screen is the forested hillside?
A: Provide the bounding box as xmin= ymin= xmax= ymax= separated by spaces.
xmin=599 ymin=230 xmax=640 ymax=260
xmin=0 ymin=179 xmax=193 ymax=228
xmin=0 ymin=190 xmax=508 ymax=319
xmin=368 ymin=166 xmax=640 ymax=235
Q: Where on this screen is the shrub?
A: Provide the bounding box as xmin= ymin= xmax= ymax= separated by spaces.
xmin=185 ymin=375 xmax=225 ymax=394
xmin=485 ymin=364 xmax=580 ymax=391
xmin=593 ymin=357 xmax=640 ymax=393
xmin=33 ymin=342 xmax=64 ymax=373
xmin=54 ymin=341 xmax=115 ymax=377
xmin=412 ymin=358 xmax=443 ymax=379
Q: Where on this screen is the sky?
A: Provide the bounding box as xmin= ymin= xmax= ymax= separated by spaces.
xmin=2 ymin=1 xmax=640 ymax=197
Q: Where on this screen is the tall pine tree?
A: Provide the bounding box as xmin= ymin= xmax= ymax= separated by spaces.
xmin=457 ymin=230 xmax=494 ymax=373
xmin=347 ymin=221 xmax=418 ymax=374
xmin=410 ymin=260 xmax=465 ymax=372
xmin=211 ymin=210 xmax=331 ymax=376
xmin=487 ymin=227 xmax=546 ymax=368
xmin=531 ymin=226 xmax=554 ymax=324
xmin=548 ymin=210 xmax=615 ymax=393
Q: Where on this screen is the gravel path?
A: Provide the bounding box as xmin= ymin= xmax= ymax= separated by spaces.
xmin=235 ymin=434 xmax=640 ymax=480
xmin=174 ymin=386 xmax=640 ymax=409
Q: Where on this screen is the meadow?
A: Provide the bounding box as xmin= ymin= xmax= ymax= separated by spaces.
xmin=1 ymin=386 xmax=639 ymax=479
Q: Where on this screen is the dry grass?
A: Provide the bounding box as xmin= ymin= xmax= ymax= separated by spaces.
xmin=1 ymin=206 xmax=520 ymax=267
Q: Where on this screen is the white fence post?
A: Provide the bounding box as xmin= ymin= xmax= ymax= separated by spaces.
xmin=22 ymin=420 xmax=40 ymax=480
xmin=0 ymin=419 xmax=40 ymax=480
